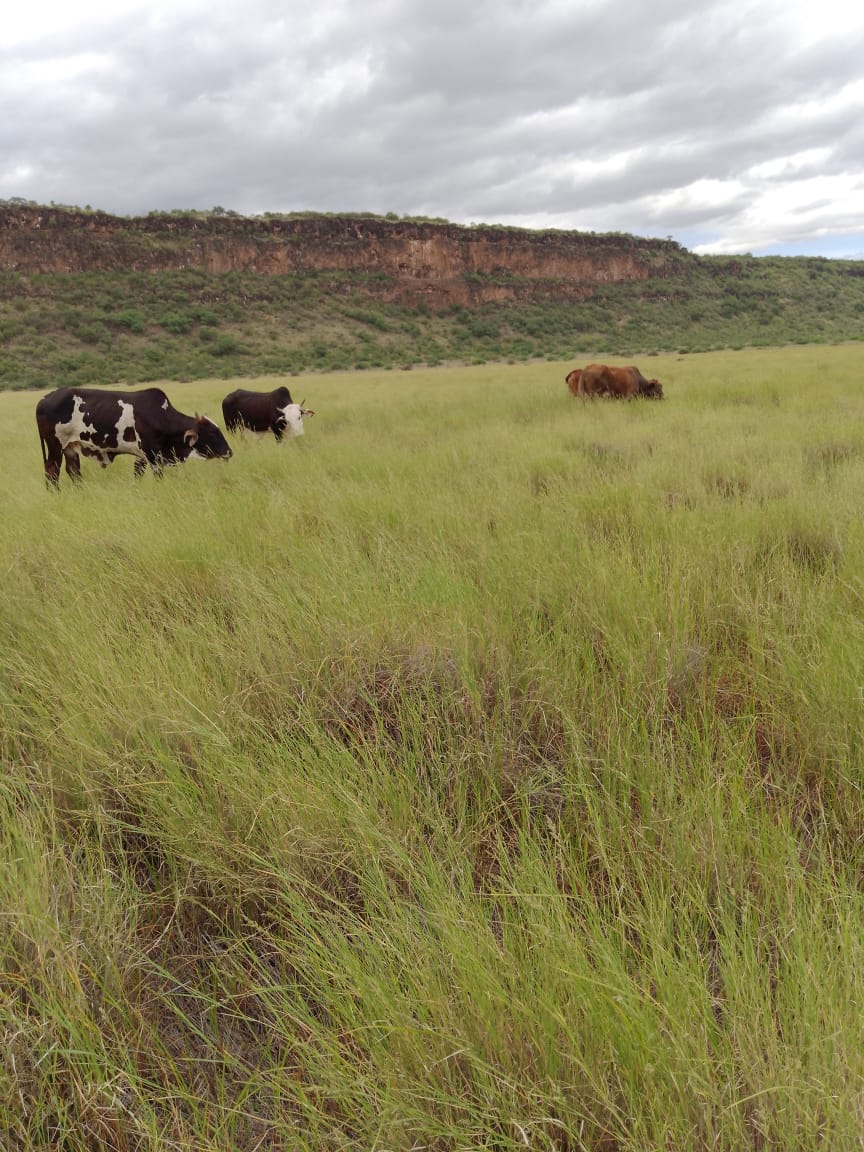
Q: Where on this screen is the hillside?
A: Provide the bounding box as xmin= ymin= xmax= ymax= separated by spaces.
xmin=2 ymin=205 xmax=863 ymax=389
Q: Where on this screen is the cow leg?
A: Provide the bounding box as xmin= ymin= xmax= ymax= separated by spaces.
xmin=271 ymin=422 xmax=284 ymax=442
xmin=134 ymin=456 xmax=158 ymax=478
xmin=134 ymin=449 xmax=163 ymax=478
xmin=41 ymin=434 xmax=63 ymax=488
xmin=63 ymin=446 xmax=82 ymax=483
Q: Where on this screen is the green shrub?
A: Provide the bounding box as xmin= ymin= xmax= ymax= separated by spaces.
xmin=112 ymin=309 xmax=146 ymax=332
xmin=160 ymin=311 xmax=194 ymax=335
xmin=211 ymin=333 xmax=242 ymax=356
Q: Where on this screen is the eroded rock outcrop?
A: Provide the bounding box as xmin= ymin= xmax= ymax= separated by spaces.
xmin=0 ymin=208 xmax=692 ymax=304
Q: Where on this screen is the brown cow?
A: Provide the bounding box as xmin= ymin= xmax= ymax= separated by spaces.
xmin=576 ymin=363 xmax=664 ymax=400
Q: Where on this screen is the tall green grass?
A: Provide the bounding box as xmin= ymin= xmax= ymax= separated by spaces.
xmin=3 ymin=346 xmax=864 ymax=1149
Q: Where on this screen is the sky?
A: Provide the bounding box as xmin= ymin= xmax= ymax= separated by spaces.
xmin=2 ymin=0 xmax=864 ymax=257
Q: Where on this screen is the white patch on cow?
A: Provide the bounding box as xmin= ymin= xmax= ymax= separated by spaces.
xmin=280 ymin=402 xmax=305 ymax=437
xmin=53 ymin=393 xmax=147 ymax=467
xmin=114 ymin=400 xmax=142 ymax=456
xmin=53 ymin=394 xmax=98 ymax=451
xmin=162 ymin=399 xmax=169 ymax=409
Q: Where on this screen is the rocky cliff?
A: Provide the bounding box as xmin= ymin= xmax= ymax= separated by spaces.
xmin=0 ymin=208 xmax=692 ymax=304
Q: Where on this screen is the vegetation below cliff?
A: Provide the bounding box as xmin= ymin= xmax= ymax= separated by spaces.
xmin=1 ymin=207 xmax=863 ymax=390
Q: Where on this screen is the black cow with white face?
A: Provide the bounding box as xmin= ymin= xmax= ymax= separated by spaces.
xmin=36 ymin=386 xmax=232 ymax=487
xmin=222 ymin=386 xmax=314 ymax=442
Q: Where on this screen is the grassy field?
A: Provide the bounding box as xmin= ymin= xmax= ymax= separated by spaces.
xmin=2 ymin=346 xmax=864 ymax=1149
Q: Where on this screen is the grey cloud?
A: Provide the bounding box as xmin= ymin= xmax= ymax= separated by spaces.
xmin=1 ymin=0 xmax=863 ymax=253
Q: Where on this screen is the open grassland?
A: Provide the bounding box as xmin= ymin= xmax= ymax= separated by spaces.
xmin=2 ymin=346 xmax=864 ymax=1150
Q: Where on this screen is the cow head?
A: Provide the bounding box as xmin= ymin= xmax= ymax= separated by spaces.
xmin=184 ymin=415 xmax=233 ymax=459
xmin=641 ymin=379 xmax=664 ymax=399
xmin=279 ymin=401 xmax=310 ymax=438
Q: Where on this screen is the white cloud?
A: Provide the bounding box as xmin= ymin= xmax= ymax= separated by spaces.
xmin=694 ymin=172 xmax=864 ymax=253
xmin=748 ymin=148 xmax=832 ymax=180
xmin=780 ymin=0 xmax=864 ymax=46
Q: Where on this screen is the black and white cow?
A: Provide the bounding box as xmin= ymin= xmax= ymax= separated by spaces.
xmin=221 ymin=386 xmax=314 ymax=441
xmin=36 ymin=386 xmax=232 ymax=487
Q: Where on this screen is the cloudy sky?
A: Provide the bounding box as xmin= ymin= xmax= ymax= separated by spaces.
xmin=2 ymin=0 xmax=864 ymax=256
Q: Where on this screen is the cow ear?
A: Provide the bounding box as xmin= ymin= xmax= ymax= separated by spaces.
xmin=184 ymin=428 xmax=198 ymax=446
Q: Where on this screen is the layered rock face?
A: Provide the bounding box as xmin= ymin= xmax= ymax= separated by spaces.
xmin=0 ymin=209 xmax=690 ymax=304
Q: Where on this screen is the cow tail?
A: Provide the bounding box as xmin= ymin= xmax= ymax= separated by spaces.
xmin=39 ymin=427 xmax=48 ymax=469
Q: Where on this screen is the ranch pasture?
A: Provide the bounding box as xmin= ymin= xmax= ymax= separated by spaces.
xmin=2 ymin=345 xmax=864 ymax=1149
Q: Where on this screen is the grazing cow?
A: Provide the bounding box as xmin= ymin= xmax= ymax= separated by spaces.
xmin=221 ymin=386 xmax=315 ymax=441
xmin=36 ymin=386 xmax=232 ymax=487
xmin=565 ymin=368 xmax=583 ymax=397
xmin=576 ymin=363 xmax=664 ymax=400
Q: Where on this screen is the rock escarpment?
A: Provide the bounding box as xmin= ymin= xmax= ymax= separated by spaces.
xmin=0 ymin=208 xmax=692 ymax=304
